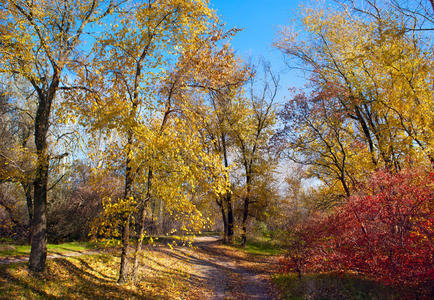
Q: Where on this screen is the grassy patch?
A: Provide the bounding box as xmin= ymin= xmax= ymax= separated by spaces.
xmin=0 ymin=241 xmax=95 ymax=257
xmin=273 ymin=272 xmax=413 ymax=300
xmin=0 ymin=247 xmax=208 ymax=299
xmin=193 ymin=231 xmax=220 ymax=237
xmin=235 ymin=237 xmax=283 ymax=256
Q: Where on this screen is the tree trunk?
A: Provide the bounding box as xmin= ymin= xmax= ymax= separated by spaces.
xmin=226 ymin=193 xmax=234 ymax=244
xmin=221 ymin=133 xmax=234 ymax=244
xmin=354 ymin=105 xmax=377 ymax=166
xmin=29 ymin=140 xmax=49 ymax=272
xmin=339 ymin=172 xmax=351 ymax=197
xmin=29 ymin=86 xmax=55 ymax=272
xmin=219 ymin=199 xmax=228 ymax=243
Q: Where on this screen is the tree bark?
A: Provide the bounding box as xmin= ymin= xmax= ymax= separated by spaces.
xmin=354 ymin=105 xmax=377 ymax=166
xmin=219 ymin=199 xmax=228 ymax=243
xmin=221 ymin=133 xmax=234 ymax=244
xmin=225 ymin=193 xmax=234 ymax=243
xmin=29 ymin=78 xmax=57 ymax=272
xmin=29 ymin=130 xmax=49 ymax=272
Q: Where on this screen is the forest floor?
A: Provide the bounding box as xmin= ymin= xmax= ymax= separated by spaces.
xmin=0 ymin=236 xmax=281 ymax=299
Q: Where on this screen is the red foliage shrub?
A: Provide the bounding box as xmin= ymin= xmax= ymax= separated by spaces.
xmin=281 ymin=168 xmax=434 ymax=292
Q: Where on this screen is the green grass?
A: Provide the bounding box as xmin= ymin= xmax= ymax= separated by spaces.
xmin=192 ymin=231 xmax=220 ymax=237
xmin=0 ymin=241 xmax=95 ymax=257
xmin=273 ymin=272 xmax=417 ymax=300
xmin=235 ymin=236 xmax=284 ymax=256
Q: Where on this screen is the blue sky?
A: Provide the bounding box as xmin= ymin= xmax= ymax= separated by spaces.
xmin=210 ymin=0 xmax=307 ymax=100
xmin=210 ymin=0 xmax=310 ymax=186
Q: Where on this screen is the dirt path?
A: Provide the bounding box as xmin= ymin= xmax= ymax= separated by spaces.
xmin=172 ymin=236 xmax=279 ymax=299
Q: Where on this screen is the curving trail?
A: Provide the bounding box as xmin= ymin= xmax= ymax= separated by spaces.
xmin=185 ymin=236 xmax=279 ymax=299
xmin=0 ymin=237 xmax=280 ymax=299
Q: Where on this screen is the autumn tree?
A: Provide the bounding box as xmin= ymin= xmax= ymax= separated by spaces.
xmin=232 ymin=64 xmax=278 ymax=246
xmin=0 ymin=78 xmax=81 ymax=242
xmin=277 ymin=88 xmax=369 ymax=197
xmin=276 ymin=2 xmax=434 ymax=295
xmin=67 ymin=0 xmax=234 ymax=283
xmin=187 ymin=44 xmax=249 ymax=244
xmin=275 ymin=0 xmax=433 ymax=196
xmin=0 ymin=0 xmax=122 ymax=272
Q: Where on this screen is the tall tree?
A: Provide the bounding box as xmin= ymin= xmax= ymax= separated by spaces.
xmin=0 ymin=0 xmax=119 ymax=271
xmin=68 ymin=0 xmax=231 ymax=283
xmin=275 ymin=0 xmax=433 ymax=195
xmin=232 ymin=64 xmax=277 ymax=246
xmin=190 ymin=44 xmax=248 ymax=244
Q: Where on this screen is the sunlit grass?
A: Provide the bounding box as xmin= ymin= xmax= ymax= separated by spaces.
xmin=243 ymin=240 xmax=283 ymax=256
xmin=0 ymin=241 xmax=95 ymax=257
xmin=234 ymin=236 xmax=284 ymax=256
xmin=0 ymin=247 xmax=208 ymax=299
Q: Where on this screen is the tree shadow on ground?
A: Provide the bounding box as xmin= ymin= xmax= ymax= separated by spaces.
xmin=0 ymin=267 xmax=57 ymax=299
xmin=0 ymin=257 xmax=156 ymax=299
xmin=140 ymin=252 xmax=206 ymax=284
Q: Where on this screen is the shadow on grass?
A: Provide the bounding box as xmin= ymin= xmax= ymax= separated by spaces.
xmin=74 ymin=256 xmax=116 ymax=281
xmin=0 ymin=257 xmax=155 ymax=299
xmin=0 ymin=267 xmax=56 ymax=299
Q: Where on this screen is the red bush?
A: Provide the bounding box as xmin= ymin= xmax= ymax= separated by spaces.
xmin=281 ymin=168 xmax=434 ymax=291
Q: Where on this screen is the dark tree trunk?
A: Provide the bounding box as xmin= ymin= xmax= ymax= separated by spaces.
xmin=29 ymin=78 xmax=57 ymax=272
xmin=340 ymin=175 xmax=351 ymax=197
xmin=226 ymin=193 xmax=234 ymax=244
xmin=219 ymin=199 xmax=228 ymax=243
xmin=221 ymin=133 xmax=234 ymax=244
xmin=29 ymin=131 xmax=49 ymax=272
xmin=354 ymin=105 xmax=377 ymax=166
xmin=132 ymin=203 xmax=147 ymax=281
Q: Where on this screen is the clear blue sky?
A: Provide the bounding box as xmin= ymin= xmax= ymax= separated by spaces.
xmin=210 ymin=0 xmax=307 ymax=100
